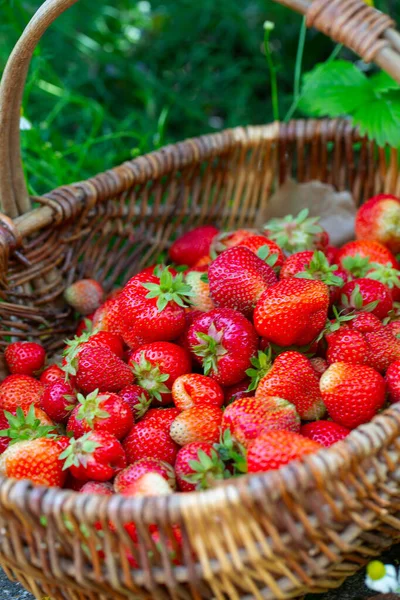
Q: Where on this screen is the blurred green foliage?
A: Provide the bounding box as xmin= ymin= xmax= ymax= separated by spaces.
xmin=0 ymin=0 xmax=394 ymax=195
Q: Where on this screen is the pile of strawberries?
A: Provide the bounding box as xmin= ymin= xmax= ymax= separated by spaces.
xmin=1 ymin=192 xmax=400 ymax=504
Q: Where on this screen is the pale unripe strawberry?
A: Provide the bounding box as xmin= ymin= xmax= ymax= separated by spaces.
xmin=64 ymin=279 xmax=104 ymax=315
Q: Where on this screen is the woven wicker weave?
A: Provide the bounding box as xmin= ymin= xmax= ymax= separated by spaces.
xmin=1 ymin=1 xmax=400 ymax=599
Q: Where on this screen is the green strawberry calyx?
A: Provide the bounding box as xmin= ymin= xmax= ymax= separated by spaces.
xmin=366 ymin=262 xmax=400 ymax=290
xmin=75 ymin=389 xmax=110 ymax=428
xmin=0 ymin=404 xmax=57 ymax=444
xmin=131 ymin=353 xmax=170 ymax=402
xmin=295 ymin=250 xmax=344 ymax=287
xmin=383 ymin=302 xmax=400 ymax=324
xmin=317 ymin=306 xmax=357 ymax=341
xmin=256 ymin=245 xmax=280 ymax=270
xmin=341 ymin=254 xmax=370 ymax=278
xmin=183 ymin=449 xmax=226 ymax=490
xmin=133 ymin=392 xmax=152 ymax=419
xmin=141 ymin=267 xmax=194 ymax=312
xmin=192 ymin=322 xmax=228 ymax=376
xmin=60 ymin=432 xmax=101 ymax=470
xmin=263 ymin=209 xmax=323 ymax=254
xmin=214 ymin=429 xmax=247 ymax=476
xmin=62 ymin=328 xmax=99 ymax=378
xmin=246 ymin=349 xmax=273 ymax=392
xmin=341 ymin=284 xmax=379 ymax=314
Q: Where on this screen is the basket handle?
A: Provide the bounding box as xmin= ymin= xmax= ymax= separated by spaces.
xmin=1 ymin=0 xmax=400 ymax=219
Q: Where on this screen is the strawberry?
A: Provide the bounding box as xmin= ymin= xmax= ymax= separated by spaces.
xmin=66 ymin=390 xmax=133 ymax=440
xmin=64 ymin=279 xmax=104 ymax=315
xmin=223 ymin=379 xmax=253 ymax=405
xmin=0 ymin=404 xmax=55 ymax=443
xmin=118 ymin=269 xmax=193 ymax=349
xmin=139 ymin=407 xmax=181 ymax=428
xmin=208 ymin=246 xmax=277 ymax=317
xmin=365 ymin=262 xmax=400 ymax=302
xmin=281 ymin=250 xmax=346 ymax=303
xmin=336 ymin=240 xmax=398 ymax=274
xmin=184 ymin=270 xmax=215 ymax=312
xmin=355 ymin=193 xmax=400 ymax=254
xmin=350 ymin=312 xmax=382 ymax=333
xmin=60 ymin=431 xmax=127 ymax=481
xmin=119 ymin=385 xmax=151 ymax=419
xmin=247 ymin=430 xmax=322 ymax=473
xmin=170 ymin=406 xmax=223 ymax=445
xmin=169 ymin=225 xmax=219 ymax=266
xmin=123 ymin=421 xmax=179 ymax=464
xmin=324 ymin=245 xmax=339 ymax=264
xmin=63 ymin=330 xmax=125 ymax=374
xmin=40 ymin=379 xmax=77 ymax=423
xmin=300 ymin=421 xmax=350 ymax=447
xmin=172 ymin=374 xmax=224 ymax=410
xmin=326 ymin=327 xmax=371 ymax=366
xmin=174 ymin=442 xmax=225 ymax=491
xmin=114 ymin=458 xmax=176 ymax=493
xmin=263 ymin=209 xmax=329 ymax=254
xmin=92 ymin=295 xmax=121 ymax=334
xmin=255 ymin=351 xmax=326 ymax=420
xmin=40 ymin=364 xmax=65 ymax=385
xmin=340 ymin=279 xmax=392 ymax=320
xmin=320 ymin=362 xmax=386 ymax=429
xmin=0 ymin=411 xmax=10 ymax=454
xmin=210 ymin=229 xmax=257 ymax=255
xmin=122 ymin=472 xmax=174 ymax=496
xmin=0 ymin=433 xmax=69 ymax=487
xmin=0 ymin=375 xmax=44 ymax=411
xmin=309 ymin=357 xmax=328 ymax=378
xmin=221 ymin=396 xmax=300 ymax=447
xmin=187 ymin=308 xmax=258 ymax=386
xmin=386 ymin=359 xmax=400 ymax=403
xmin=5 ymin=342 xmax=46 ymax=376
xmin=71 ymin=344 xmax=133 ymax=394
xmin=238 ymin=235 xmax=285 ymax=270
xmin=129 ymin=342 xmax=191 ymax=405
xmin=75 ymin=314 xmax=95 ymax=337
xmin=253 ymin=279 xmax=329 ymax=347
xmin=363 ymin=327 xmax=400 ymax=372
xmin=79 ymin=481 xmax=114 ymax=495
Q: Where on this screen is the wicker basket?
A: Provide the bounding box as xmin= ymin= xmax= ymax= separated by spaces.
xmin=2 ymin=1 xmax=400 ymax=599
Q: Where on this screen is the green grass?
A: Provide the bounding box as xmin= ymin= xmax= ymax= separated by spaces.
xmin=0 ymin=0 xmax=394 ymax=197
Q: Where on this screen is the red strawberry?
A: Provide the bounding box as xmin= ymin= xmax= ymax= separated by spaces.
xmin=386 ymin=359 xmax=400 ymax=403
xmin=119 ymin=385 xmax=151 ymax=419
xmin=0 ymin=435 xmax=69 ymax=487
xmin=184 ymin=270 xmax=214 ymax=312
xmin=0 ymin=411 xmax=10 ymax=454
xmin=340 ymin=278 xmax=392 ymax=320
xmin=239 ymin=235 xmax=285 ymax=270
xmin=326 ymin=327 xmax=371 ymax=366
xmin=123 ymin=421 xmax=179 ymax=464
xmin=300 ymin=421 xmax=350 ymax=447
xmin=63 ymin=330 xmax=125 ymax=374
xmin=210 ymin=229 xmax=257 ymax=255
xmin=139 ymin=407 xmax=181 ymax=431
xmin=336 ymin=240 xmax=398 ymax=275
xmin=66 ymin=390 xmax=133 ymax=440
xmin=223 ymin=379 xmax=253 ymax=405
xmin=40 ymin=364 xmax=65 ymax=385
xmin=72 ymin=345 xmax=133 ymax=394
xmin=254 ymin=279 xmax=329 ymax=347
xmin=92 ymin=295 xmax=121 ymax=334
xmin=122 ymin=472 xmax=174 ymax=496
xmin=208 ymin=246 xmax=277 ymax=317
xmin=247 ymin=430 xmax=322 ymax=473
xmin=64 ymin=279 xmax=104 ymax=315
xmin=365 ymin=262 xmax=400 ymax=302
xmin=170 ymin=406 xmax=223 ymax=445
xmin=129 ymin=342 xmax=191 ymax=405
xmin=320 ymin=362 xmax=386 ymax=429
xmin=174 ymin=442 xmax=225 ymax=491
xmin=169 ymin=225 xmax=219 ymax=266
xmin=280 ymin=250 xmax=346 ymax=303
xmin=172 ymin=374 xmax=224 ymax=410
xmin=114 ymin=458 xmax=176 ymax=493
xmin=255 ymin=351 xmax=326 ymax=420
xmin=221 ymin=396 xmax=300 ymax=447
xmin=187 ymin=308 xmax=258 ymax=386
xmin=350 ymin=312 xmax=382 ymax=333
xmin=40 ymin=379 xmax=77 ymax=423
xmin=75 ymin=313 xmax=95 ymax=337
xmin=118 ymin=269 xmax=192 ymax=349
xmin=79 ymin=481 xmax=114 ymax=495
xmin=263 ymin=209 xmax=329 ymax=254
xmin=355 ymin=193 xmax=400 ymax=254
xmin=60 ymin=431 xmax=127 ymax=481
xmin=0 ymin=375 xmax=44 ymax=411
xmin=364 ymin=327 xmax=400 ymax=372
xmin=5 ymin=342 xmax=46 ymax=376
xmin=324 ymin=245 xmax=339 ymax=264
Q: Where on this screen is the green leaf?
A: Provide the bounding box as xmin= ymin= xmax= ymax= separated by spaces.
xmin=299 ymin=60 xmax=372 ymax=117
xmin=370 ymin=71 xmax=400 ymax=94
xmin=352 ymin=91 xmax=400 ymax=148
